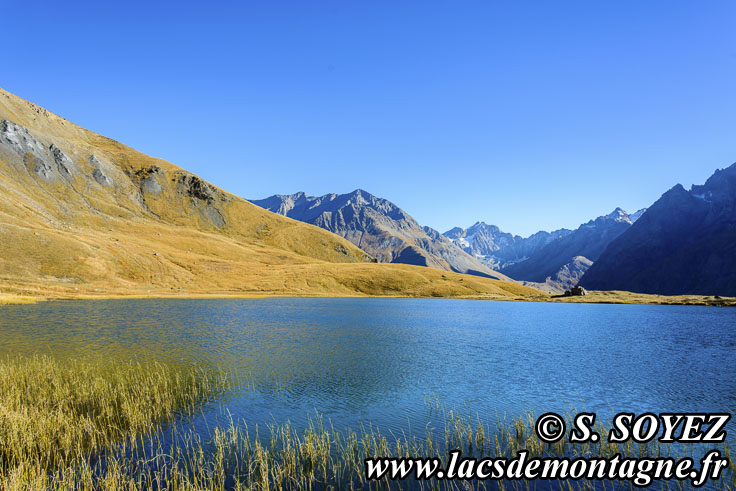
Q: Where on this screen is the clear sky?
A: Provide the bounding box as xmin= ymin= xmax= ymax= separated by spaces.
xmin=4 ymin=0 xmax=735 ymax=236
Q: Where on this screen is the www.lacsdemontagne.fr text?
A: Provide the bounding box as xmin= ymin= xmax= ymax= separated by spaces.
xmin=365 ymin=449 xmax=728 ymax=487
xmin=365 ymin=412 xmax=732 ymax=487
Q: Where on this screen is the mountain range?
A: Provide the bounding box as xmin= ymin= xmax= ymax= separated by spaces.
xmin=443 ymin=222 xmax=572 ymax=270
xmin=1 ymin=87 xmax=733 ymax=299
xmin=498 ymin=208 xmax=645 ymax=291
xmin=0 ymin=88 xmax=537 ymax=300
xmin=582 ymin=163 xmax=736 ymax=296
xmin=254 ymin=168 xmax=735 ymax=297
xmin=253 ymin=188 xmax=652 ymax=293
xmin=251 ymin=190 xmax=511 ymax=281
xmin=445 ymin=210 xmax=646 ymax=292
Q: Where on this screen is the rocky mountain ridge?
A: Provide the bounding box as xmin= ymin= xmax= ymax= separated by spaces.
xmin=444 ymin=222 xmax=572 ymax=269
xmin=251 ymin=190 xmax=512 ymax=281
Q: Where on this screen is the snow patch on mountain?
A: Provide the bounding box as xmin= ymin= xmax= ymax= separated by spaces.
xmin=629 ymin=208 xmax=647 ymax=222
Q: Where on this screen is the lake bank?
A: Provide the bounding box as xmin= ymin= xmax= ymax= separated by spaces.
xmin=2 ymin=286 xmax=734 ymax=307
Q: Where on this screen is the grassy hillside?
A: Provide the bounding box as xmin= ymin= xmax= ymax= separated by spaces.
xmin=0 ymin=88 xmax=540 ymax=301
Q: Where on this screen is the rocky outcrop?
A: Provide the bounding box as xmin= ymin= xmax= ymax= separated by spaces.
xmin=581 ymin=163 xmax=736 ymax=296
xmin=177 ymin=174 xmax=221 ymax=203
xmin=0 ymin=121 xmax=232 ymax=229
xmin=49 ymin=144 xmax=77 ymax=177
xmin=89 ymin=155 xmax=114 ymax=187
xmin=175 ymin=173 xmax=227 ymax=227
xmin=131 ymin=166 xmax=164 ymax=195
xmin=1 ymin=120 xmax=61 ymax=183
xmin=564 ymin=286 xmax=587 ymax=296
xmin=0 ymin=119 xmax=47 ymax=157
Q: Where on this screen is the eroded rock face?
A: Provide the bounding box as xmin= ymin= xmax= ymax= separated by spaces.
xmin=1 ymin=121 xmax=76 ymax=182
xmin=130 ymin=166 xmax=164 ymax=195
xmin=0 ymin=120 xmax=258 ymax=239
xmin=1 ymin=121 xmax=232 ymax=228
xmin=175 ymin=173 xmax=227 ymax=227
xmin=199 ymin=205 xmax=226 ymax=227
xmin=0 ymin=120 xmax=46 ymax=157
xmin=49 ymin=144 xmax=77 ymax=177
xmin=177 ymin=174 xmax=219 ymax=203
xmin=92 ymin=168 xmax=111 ymax=186
xmin=141 ymin=175 xmax=162 ymax=195
xmin=26 ymin=154 xmax=55 ymax=181
xmin=89 ymin=155 xmax=113 ymax=187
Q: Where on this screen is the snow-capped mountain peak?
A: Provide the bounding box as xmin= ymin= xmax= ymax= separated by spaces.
xmin=606 ymin=207 xmax=631 ymax=223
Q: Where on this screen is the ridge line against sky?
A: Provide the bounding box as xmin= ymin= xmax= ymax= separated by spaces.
xmin=4 ymin=0 xmax=735 ymax=236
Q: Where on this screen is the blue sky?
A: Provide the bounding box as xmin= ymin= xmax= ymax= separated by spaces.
xmin=4 ymin=0 xmax=735 ymax=236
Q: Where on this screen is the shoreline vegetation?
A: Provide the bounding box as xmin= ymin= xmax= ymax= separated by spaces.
xmin=0 ymin=355 xmax=227 ymax=489
xmin=1 ymin=288 xmax=734 ymax=307
xmin=2 ymin=356 xmax=733 ymax=490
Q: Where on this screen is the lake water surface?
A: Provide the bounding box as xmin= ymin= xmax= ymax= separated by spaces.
xmin=1 ymin=298 xmax=734 ymax=436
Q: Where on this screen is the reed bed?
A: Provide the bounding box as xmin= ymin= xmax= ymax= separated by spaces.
xmin=1 ymin=356 xmax=733 ymax=490
xmin=0 ymin=355 xmax=226 ymax=486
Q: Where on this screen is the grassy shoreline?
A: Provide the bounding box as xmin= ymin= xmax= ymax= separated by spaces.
xmin=0 ymin=294 xmax=43 ymax=305
xmin=0 ymin=356 xmax=227 ymax=482
xmin=2 ymin=356 xmax=734 ymax=489
xmin=2 ymin=289 xmax=734 ymax=307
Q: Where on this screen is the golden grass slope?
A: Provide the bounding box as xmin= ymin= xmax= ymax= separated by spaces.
xmin=0 ymin=88 xmax=372 ymax=263
xmin=0 ymin=88 xmax=540 ymax=300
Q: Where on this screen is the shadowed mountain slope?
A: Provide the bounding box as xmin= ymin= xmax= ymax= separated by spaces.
xmin=500 ymin=208 xmax=639 ymax=287
xmin=582 ymin=163 xmax=736 ymax=296
xmin=517 ymin=256 xmax=594 ymax=293
xmin=251 ymin=190 xmax=512 ymax=281
xmin=0 ymin=88 xmax=538 ymax=299
xmin=445 ymin=210 xmax=643 ymax=292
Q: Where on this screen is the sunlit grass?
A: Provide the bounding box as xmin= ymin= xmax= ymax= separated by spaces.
xmin=0 ymin=355 xmax=226 ymax=484
xmin=0 ymin=294 xmax=41 ymax=305
xmin=2 ymin=356 xmax=733 ymax=490
xmin=9 ymin=410 xmax=733 ymax=490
